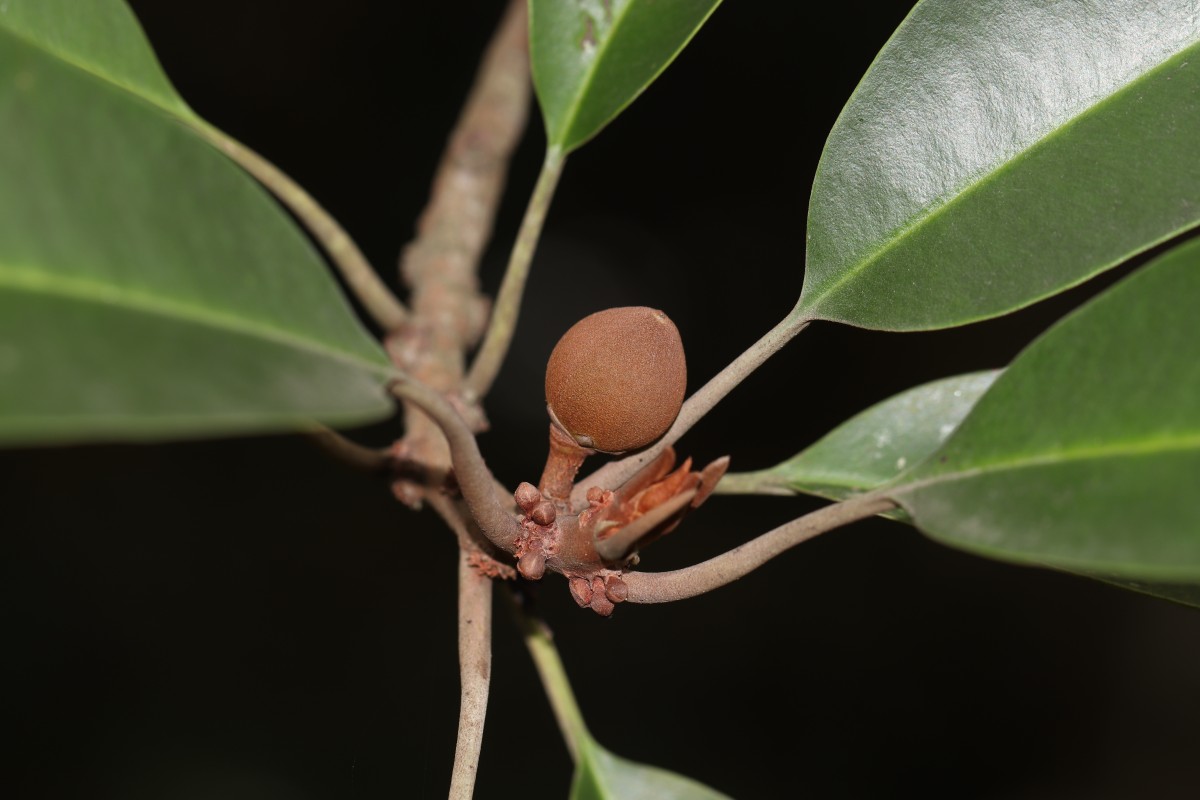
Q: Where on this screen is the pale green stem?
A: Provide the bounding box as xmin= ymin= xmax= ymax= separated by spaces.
xmin=711 ymin=469 xmax=794 ymax=496
xmin=508 ymin=590 xmax=589 ymax=763
xmin=195 ymin=123 xmax=410 ymax=331
xmin=464 ymin=148 xmax=567 ymax=400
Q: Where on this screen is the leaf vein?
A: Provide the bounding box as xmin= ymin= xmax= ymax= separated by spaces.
xmin=0 ymin=265 xmax=395 ymax=378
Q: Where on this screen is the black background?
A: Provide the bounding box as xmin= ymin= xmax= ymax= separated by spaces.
xmin=4 ymin=1 xmax=1199 ymax=798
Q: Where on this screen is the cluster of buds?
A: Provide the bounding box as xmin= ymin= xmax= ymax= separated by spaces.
xmin=568 ymin=573 xmax=628 ymax=617
xmin=512 ymin=481 xmax=560 ymax=581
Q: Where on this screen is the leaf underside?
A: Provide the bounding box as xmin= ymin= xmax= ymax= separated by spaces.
xmin=571 ymin=738 xmax=730 ymax=800
xmin=735 ymin=371 xmax=1000 ymax=505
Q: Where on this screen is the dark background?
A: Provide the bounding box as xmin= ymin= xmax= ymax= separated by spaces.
xmin=4 ymin=1 xmax=1199 ymax=798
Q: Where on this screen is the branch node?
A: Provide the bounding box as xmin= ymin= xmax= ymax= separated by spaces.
xmin=512 ymin=482 xmax=562 ymax=581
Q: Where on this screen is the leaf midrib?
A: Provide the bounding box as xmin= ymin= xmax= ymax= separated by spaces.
xmin=584 ymin=749 xmax=616 ymax=800
xmin=0 ymin=265 xmax=395 ymax=377
xmin=550 ymin=0 xmax=638 ymax=148
xmin=783 ymin=470 xmax=893 ymax=493
xmin=890 ymin=432 xmax=1200 ymax=496
xmin=0 ymin=24 xmax=392 ymax=378
xmin=800 ymin=38 xmax=1200 ymax=317
xmin=0 ymin=20 xmax=194 ymax=121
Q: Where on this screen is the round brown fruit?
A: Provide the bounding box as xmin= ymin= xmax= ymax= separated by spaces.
xmin=545 ymin=306 xmax=686 ymax=453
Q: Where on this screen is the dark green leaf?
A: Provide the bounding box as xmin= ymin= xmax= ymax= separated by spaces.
xmin=720 ymin=371 xmax=998 ymax=504
xmin=0 ymin=2 xmax=394 ymax=444
xmin=890 ymin=239 xmax=1200 ymax=580
xmin=799 ymin=0 xmax=1200 ymax=330
xmin=530 ymin=0 xmax=722 ymax=153
xmin=571 ymin=738 xmax=729 ymax=800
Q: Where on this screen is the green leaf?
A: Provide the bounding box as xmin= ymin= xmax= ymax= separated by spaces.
xmin=889 ymin=238 xmax=1200 ymax=580
xmin=798 ymin=0 xmax=1200 ymax=330
xmin=0 ymin=0 xmax=191 ymax=116
xmin=720 ymin=363 xmax=1200 ymax=608
xmin=0 ymin=1 xmax=395 ymax=444
xmin=530 ymin=0 xmax=722 ymax=153
xmin=720 ymin=371 xmax=999 ymax=504
xmin=571 ymin=737 xmax=729 ymax=800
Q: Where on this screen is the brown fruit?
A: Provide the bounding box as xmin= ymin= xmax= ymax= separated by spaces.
xmin=545 ymin=306 xmax=686 ymax=453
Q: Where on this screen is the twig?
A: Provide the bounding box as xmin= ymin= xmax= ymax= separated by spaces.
xmin=622 ymin=492 xmax=896 ymax=603
xmin=464 ymin=149 xmax=567 ymax=400
xmin=426 ymin=490 xmax=518 ymax=581
xmin=505 ymin=589 xmax=588 ymax=762
xmin=427 ymin=492 xmax=486 ymax=555
xmin=305 ymin=425 xmax=392 ymax=472
xmin=195 ymin=123 xmax=409 ymax=331
xmin=391 ymin=0 xmax=532 ymax=481
xmin=571 ymin=313 xmax=810 ymax=507
xmin=390 ymin=379 xmax=522 ymax=551
xmin=449 ymin=547 xmax=495 ymax=800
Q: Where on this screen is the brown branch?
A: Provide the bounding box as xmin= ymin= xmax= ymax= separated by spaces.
xmin=448 ymin=547 xmax=494 ymax=800
xmin=427 ymin=492 xmax=487 ymax=555
xmin=622 ymin=492 xmax=896 ymax=603
xmin=427 ymin=490 xmax=519 ymax=581
xmin=196 ymin=123 xmax=409 ymax=330
xmin=400 ymin=368 xmax=892 ymax=606
xmin=391 ymin=0 xmax=532 ymax=479
xmin=391 ymin=380 xmax=522 ymax=551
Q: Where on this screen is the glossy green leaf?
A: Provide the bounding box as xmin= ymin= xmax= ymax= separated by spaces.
xmin=720 ymin=361 xmax=1199 ymax=608
xmin=798 ymin=0 xmax=1200 ymax=330
xmin=571 ymin=737 xmax=729 ymax=800
xmin=719 ymin=371 xmax=999 ymax=504
xmin=889 ymin=239 xmax=1200 ymax=580
xmin=530 ymin=0 xmax=722 ymax=153
xmin=0 ymin=1 xmax=395 ymax=444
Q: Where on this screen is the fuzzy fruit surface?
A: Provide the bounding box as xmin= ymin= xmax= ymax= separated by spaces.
xmin=545 ymin=307 xmax=686 ymax=453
